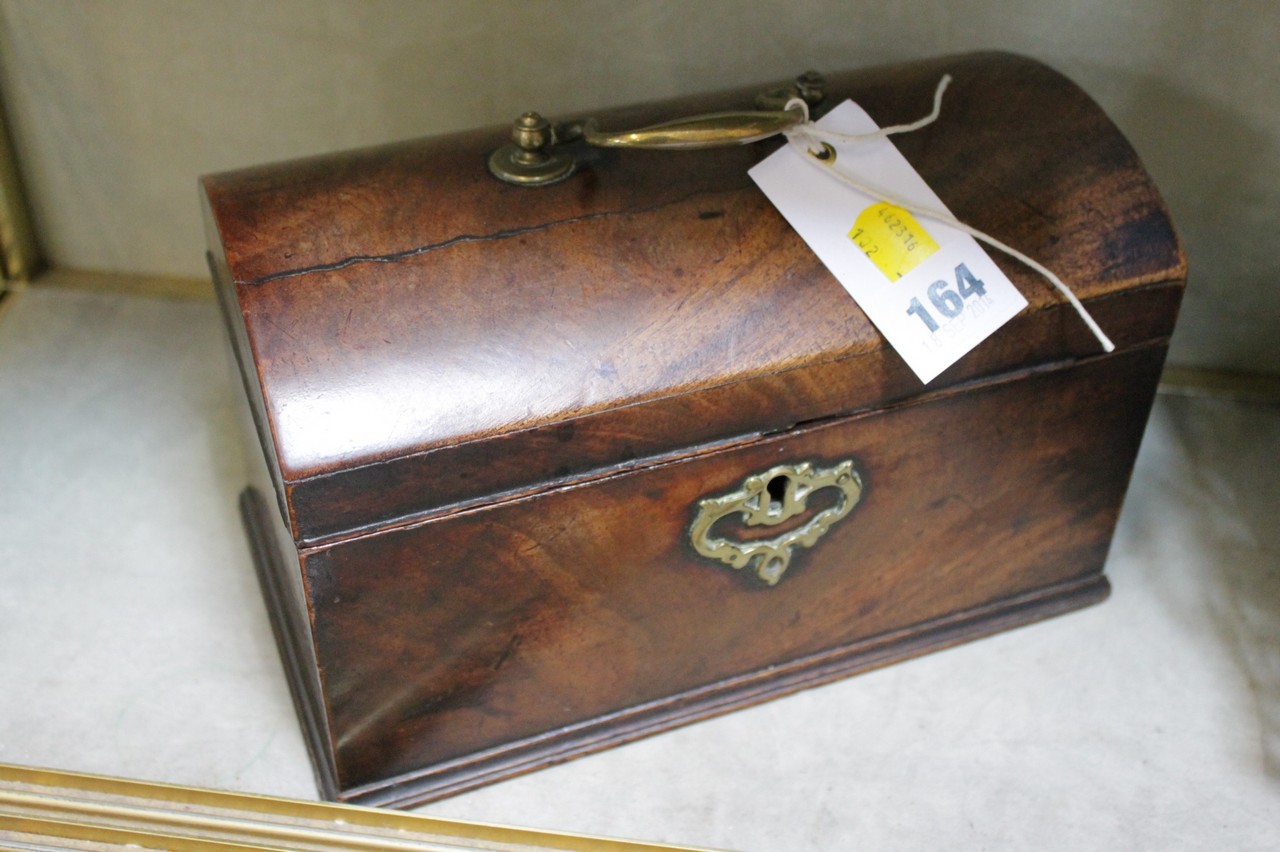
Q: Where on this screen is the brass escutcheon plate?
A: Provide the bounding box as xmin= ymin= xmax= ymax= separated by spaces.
xmin=689 ymin=460 xmax=863 ymax=586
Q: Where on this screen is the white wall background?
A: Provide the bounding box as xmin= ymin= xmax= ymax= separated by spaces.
xmin=0 ymin=0 xmax=1275 ymax=373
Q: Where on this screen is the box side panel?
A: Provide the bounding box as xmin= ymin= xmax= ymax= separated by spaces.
xmin=205 ymin=194 xmax=342 ymax=797
xmin=300 ymin=343 xmax=1166 ymax=801
xmin=219 ymin=321 xmax=340 ymax=800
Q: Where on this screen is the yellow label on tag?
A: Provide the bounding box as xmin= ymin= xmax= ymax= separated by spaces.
xmin=848 ymin=202 xmax=940 ymax=281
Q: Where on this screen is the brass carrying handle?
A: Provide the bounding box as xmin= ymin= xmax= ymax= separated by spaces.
xmin=576 ymin=109 xmax=806 ymax=149
xmin=488 ymin=71 xmax=825 ymax=186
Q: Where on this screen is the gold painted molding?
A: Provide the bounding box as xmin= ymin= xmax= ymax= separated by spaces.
xmin=0 ymin=95 xmax=40 ymax=283
xmin=1158 ymin=366 xmax=1280 ymax=405
xmin=0 ymin=763 xmax=718 ymax=852
xmin=31 ymin=267 xmax=213 ymax=300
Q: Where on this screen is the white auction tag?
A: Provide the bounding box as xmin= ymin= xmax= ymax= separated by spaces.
xmin=749 ymin=100 xmax=1027 ymax=384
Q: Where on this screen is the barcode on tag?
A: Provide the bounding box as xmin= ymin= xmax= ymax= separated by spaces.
xmin=749 ymin=100 xmax=1027 ymax=383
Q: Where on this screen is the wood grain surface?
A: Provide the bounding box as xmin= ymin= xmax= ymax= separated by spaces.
xmin=205 ymin=52 xmax=1185 ymax=806
xmin=203 ymin=52 xmax=1184 ymax=544
xmin=242 ymin=344 xmax=1164 ymax=804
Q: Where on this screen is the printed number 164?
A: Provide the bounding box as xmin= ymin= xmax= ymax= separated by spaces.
xmin=906 ymin=263 xmax=987 ymax=332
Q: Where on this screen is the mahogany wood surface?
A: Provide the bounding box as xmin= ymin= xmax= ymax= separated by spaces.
xmin=202 ymin=52 xmax=1184 ymax=544
xmin=240 ymin=345 xmax=1162 ymax=804
xmin=204 ymin=52 xmax=1185 ymax=806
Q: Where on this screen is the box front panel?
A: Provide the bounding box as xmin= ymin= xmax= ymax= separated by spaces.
xmin=301 ymin=346 xmax=1164 ymax=797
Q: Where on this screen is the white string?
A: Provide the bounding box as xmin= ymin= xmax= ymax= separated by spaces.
xmin=782 ymin=77 xmax=1114 ymax=353
xmin=795 ymin=73 xmax=953 ymax=145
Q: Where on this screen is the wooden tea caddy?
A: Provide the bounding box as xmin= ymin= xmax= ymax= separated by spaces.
xmin=201 ymin=52 xmax=1184 ymax=807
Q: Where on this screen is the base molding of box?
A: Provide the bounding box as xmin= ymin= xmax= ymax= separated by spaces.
xmin=241 ymin=484 xmax=1108 ymax=808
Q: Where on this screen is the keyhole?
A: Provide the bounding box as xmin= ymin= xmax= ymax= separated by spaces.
xmin=766 ymin=475 xmax=790 ymax=514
